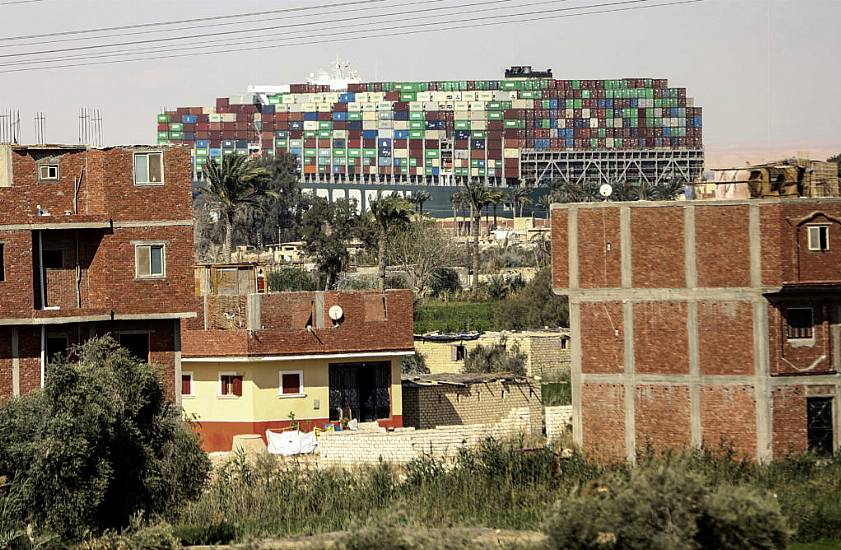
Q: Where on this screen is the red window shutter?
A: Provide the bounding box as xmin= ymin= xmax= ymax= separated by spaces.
xmin=233 ymin=375 xmax=243 ymax=397
xmin=181 ymin=375 xmax=191 ymax=396
xmin=221 ymin=376 xmax=228 ymax=395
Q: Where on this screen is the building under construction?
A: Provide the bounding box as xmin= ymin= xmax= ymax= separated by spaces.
xmin=158 ymin=65 xmax=704 ymax=215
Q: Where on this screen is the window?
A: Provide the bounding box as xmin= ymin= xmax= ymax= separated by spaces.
xmin=134 ymin=152 xmax=163 ymax=185
xmin=219 ymin=373 xmax=243 ymax=397
xmin=135 ymin=244 xmax=165 ymax=278
xmin=786 ymin=307 xmax=814 ymax=340
xmin=0 ymin=243 xmax=4 ymax=282
xmin=451 ymin=344 xmax=467 ymax=361
xmin=279 ymin=370 xmax=304 ymax=397
xmin=41 ymin=249 xmax=64 ymax=269
xmin=807 ymin=397 xmax=834 ymax=456
xmin=808 ymin=225 xmax=829 ymax=251
xmin=38 ymin=164 xmax=58 ymax=180
xmin=45 ymin=335 xmax=68 ymax=365
xmin=181 ymin=372 xmax=193 ymax=397
xmin=119 ymin=333 xmax=150 ymax=362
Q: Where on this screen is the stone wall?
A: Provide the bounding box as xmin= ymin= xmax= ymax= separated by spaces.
xmin=317 ymin=407 xmax=532 ymax=467
xmin=545 ymin=405 xmax=573 ymax=443
xmin=402 ymin=378 xmax=543 ymax=435
xmin=527 ymin=335 xmax=571 ymax=382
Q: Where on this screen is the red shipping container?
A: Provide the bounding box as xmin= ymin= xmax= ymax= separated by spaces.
xmin=318 ymin=139 xmax=330 ymax=148
xmin=384 ymin=91 xmax=400 ymax=101
xmin=262 ymin=140 xmax=273 ymax=149
xmin=304 ymin=139 xmax=316 ymax=147
xmin=425 ymin=139 xmax=439 ymax=148
xmin=454 ymin=140 xmax=468 ymax=149
xmin=348 ymin=139 xmax=361 ymax=147
xmin=394 ymin=139 xmax=407 ymax=148
xmin=363 ymin=139 xmax=375 ymax=148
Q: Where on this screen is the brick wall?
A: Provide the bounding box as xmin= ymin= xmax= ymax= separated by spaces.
xmin=183 ymin=290 xmax=414 ymax=358
xmin=527 ymin=335 xmax=571 ymax=381
xmin=552 ymin=199 xmax=841 ymax=462
xmin=317 ymin=407 xmax=533 ymax=466
xmin=402 ymin=379 xmax=543 ymax=434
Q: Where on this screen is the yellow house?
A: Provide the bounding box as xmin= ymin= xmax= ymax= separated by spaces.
xmin=414 ymin=329 xmax=570 ymax=381
xmin=181 ymin=290 xmax=415 ymax=452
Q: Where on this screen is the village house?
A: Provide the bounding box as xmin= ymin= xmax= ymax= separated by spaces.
xmin=0 ymin=144 xmax=195 ymax=400
xmin=180 ymin=290 xmax=415 ymax=452
xmin=552 ymin=198 xmax=841 ymax=461
xmin=414 ymin=329 xmax=570 ymax=381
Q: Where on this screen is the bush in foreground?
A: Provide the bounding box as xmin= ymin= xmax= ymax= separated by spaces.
xmin=0 ymin=336 xmax=211 ymax=542
xmin=544 ymin=461 xmax=790 ymax=549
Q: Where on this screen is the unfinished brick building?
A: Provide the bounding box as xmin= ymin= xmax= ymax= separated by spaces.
xmin=552 ymin=198 xmax=841 ymax=461
xmin=0 ymin=144 xmax=195 ymax=401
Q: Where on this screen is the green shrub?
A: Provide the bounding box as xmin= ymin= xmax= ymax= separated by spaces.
xmin=495 ymin=267 xmax=568 ymax=330
xmin=400 ymin=352 xmax=429 ymax=376
xmin=544 ymin=462 xmax=789 ymax=550
xmin=697 ymin=485 xmax=790 ymax=550
xmin=0 ymin=337 xmax=210 ymax=541
xmin=171 ymin=522 xmax=236 ymax=546
xmin=267 ymin=268 xmax=319 ymax=292
xmin=428 ymin=267 xmax=462 ymax=297
xmin=542 ymin=383 xmax=572 ymax=406
xmin=463 ymin=338 xmax=527 ymax=376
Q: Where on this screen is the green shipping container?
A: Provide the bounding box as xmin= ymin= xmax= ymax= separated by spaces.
xmin=157 ymin=114 xmax=170 ymax=123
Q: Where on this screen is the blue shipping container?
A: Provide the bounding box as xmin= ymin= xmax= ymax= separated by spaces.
xmin=303 ymin=112 xmax=318 ymax=121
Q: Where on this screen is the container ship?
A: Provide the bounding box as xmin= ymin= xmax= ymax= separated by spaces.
xmin=158 ymin=65 xmax=703 ymax=216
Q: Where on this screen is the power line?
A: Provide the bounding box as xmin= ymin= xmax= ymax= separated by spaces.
xmin=3 ymin=0 xmax=463 ymax=47
xmin=0 ymin=0 xmax=395 ymax=42
xmin=0 ymin=0 xmax=562 ymax=58
xmin=0 ymin=0 xmax=45 ymax=5
xmin=0 ymin=0 xmax=566 ymax=66
xmin=0 ymin=0 xmax=704 ymax=74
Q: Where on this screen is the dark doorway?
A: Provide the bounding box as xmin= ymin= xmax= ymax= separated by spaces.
xmin=329 ymin=362 xmax=391 ymax=422
xmin=119 ymin=333 xmax=150 ymax=363
xmin=807 ymin=397 xmax=834 ymax=456
xmin=45 ymin=335 xmax=68 ymax=365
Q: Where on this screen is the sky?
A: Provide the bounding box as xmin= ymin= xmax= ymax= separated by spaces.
xmin=0 ymin=0 xmax=838 ymax=169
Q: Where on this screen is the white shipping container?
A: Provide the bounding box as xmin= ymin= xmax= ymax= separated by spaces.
xmin=469 ymin=101 xmax=485 ymax=111
xmin=304 ymin=121 xmax=318 ymax=130
xmin=221 ymin=113 xmax=237 ymax=122
xmin=379 ymin=129 xmax=393 ymax=138
xmin=470 ymin=120 xmax=487 ymax=130
xmin=512 ymin=99 xmax=532 ymax=109
xmin=455 ymin=110 xmax=470 ymax=120
xmin=606 ymin=138 xmax=614 ymax=148
xmin=565 ymin=109 xmax=574 ymax=118
xmin=462 ymin=92 xmax=476 ymax=101
xmin=209 ymin=114 xmax=223 ymax=122
xmin=417 ymin=92 xmax=432 ymax=101
xmin=423 ymin=102 xmax=438 ymax=111
xmin=378 ymin=120 xmax=393 ymax=129
xmin=614 ymin=118 xmax=623 ymax=128
xmin=469 ymin=111 xmax=485 ymax=121
xmin=393 ymin=121 xmax=409 ymax=130
xmin=394 ymin=149 xmax=408 ymax=158
xmin=362 ymin=121 xmax=378 ymax=130
xmin=504 ymin=148 xmax=519 ymax=158
xmin=477 ymin=91 xmax=494 ymax=101
xmin=316 ymin=104 xmax=332 ymax=112
xmin=488 ymin=159 xmax=496 ymax=168
xmin=377 ymin=102 xmax=392 ymax=111
xmin=454 ymin=150 xmax=469 ymax=160
xmin=363 ymin=111 xmax=377 ymax=121
xmin=348 ymin=103 xmax=362 ymax=112
xmin=590 ymin=118 xmax=599 ymax=128
xmin=454 ymin=101 xmax=469 ymax=111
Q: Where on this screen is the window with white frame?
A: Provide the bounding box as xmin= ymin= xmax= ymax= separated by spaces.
xmin=786 ymin=307 xmax=814 ymax=340
xmin=38 ymin=164 xmax=58 ymax=181
xmin=807 ymin=225 xmax=829 ymax=251
xmin=279 ymin=370 xmax=304 ymax=397
xmin=181 ymin=372 xmax=194 ymax=397
xmin=134 ymin=152 xmax=164 ymax=185
xmin=219 ymin=372 xmax=243 ymax=397
xmin=135 ymin=243 xmax=165 ymax=278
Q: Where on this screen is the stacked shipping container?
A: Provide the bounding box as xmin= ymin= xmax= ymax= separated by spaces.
xmin=157 ymin=77 xmax=702 ymax=182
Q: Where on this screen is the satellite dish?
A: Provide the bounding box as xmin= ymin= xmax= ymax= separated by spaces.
xmin=328 ymin=305 xmax=344 ymax=321
xmin=599 ymin=184 xmax=613 ymax=198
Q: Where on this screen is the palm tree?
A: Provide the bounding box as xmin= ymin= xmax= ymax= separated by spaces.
xmin=509 ymin=187 xmax=531 ymax=218
xmin=488 ymin=188 xmax=505 ymax=230
xmin=449 ymin=191 xmax=463 ymax=237
xmin=537 ymin=194 xmax=553 ymax=223
xmin=463 ymin=181 xmax=496 ymax=300
xmin=409 ymin=190 xmax=431 ymax=215
xmin=202 ymin=154 xmax=272 ymax=262
xmin=369 ymin=195 xmax=413 ymax=291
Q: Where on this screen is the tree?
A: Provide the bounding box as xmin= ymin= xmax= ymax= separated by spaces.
xmin=450 ymin=191 xmax=465 ymax=237
xmin=0 ymin=336 xmax=210 ymax=541
xmin=254 ymin=153 xmax=309 ymax=245
xmin=488 ymin=188 xmax=505 ymax=229
xmin=201 ymin=154 xmax=272 ymax=262
xmin=400 ymin=352 xmax=430 ymax=375
xmin=462 ymin=182 xmax=496 ymax=301
xmin=537 ymin=194 xmax=553 ymax=221
xmin=509 ymin=187 xmax=531 ymax=218
xmin=462 ymin=338 xmax=527 ymax=376
xmin=369 ymin=196 xmax=413 ymax=292
xmin=494 ymin=267 xmax=569 ymax=330
xmin=408 ymin=191 xmax=431 ymax=215
xmin=388 ymin=218 xmax=458 ymax=295
xmin=827 ymin=153 xmax=840 ymax=164
xmin=301 ymin=198 xmax=364 ymax=289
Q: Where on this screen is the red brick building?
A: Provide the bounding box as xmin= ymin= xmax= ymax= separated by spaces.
xmin=0 ymin=144 xmax=195 ymax=401
xmin=552 ymin=199 xmax=841 ymax=461
xmin=180 ymin=290 xmax=414 ymax=451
